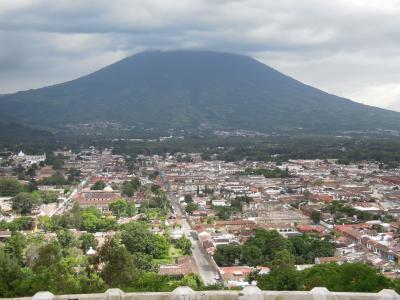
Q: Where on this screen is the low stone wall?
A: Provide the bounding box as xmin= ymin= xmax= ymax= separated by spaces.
xmin=4 ymin=286 xmax=400 ymax=300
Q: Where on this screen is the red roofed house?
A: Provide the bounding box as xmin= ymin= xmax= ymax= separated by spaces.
xmin=219 ymin=266 xmax=254 ymax=287
xmin=158 ymin=256 xmax=197 ymax=279
xmin=297 ymin=225 xmax=328 ymax=236
xmin=74 ymin=189 xmax=121 ymax=211
xmin=311 ymin=193 xmax=334 ymax=204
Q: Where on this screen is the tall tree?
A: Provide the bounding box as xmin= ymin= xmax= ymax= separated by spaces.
xmin=79 ymin=233 xmax=98 ymax=252
xmin=98 ymin=237 xmax=137 ymax=287
xmin=56 ymin=229 xmax=78 ymax=249
xmin=4 ymin=232 xmax=27 ymax=264
xmin=0 ymin=178 xmax=23 ymax=197
xmin=91 ymin=180 xmax=106 ymax=190
xmin=109 ymin=199 xmax=128 ymax=218
xmin=12 ymin=192 xmax=41 ymax=215
xmin=121 ymin=222 xmax=169 ymax=259
xmin=214 ymin=244 xmax=241 ymax=266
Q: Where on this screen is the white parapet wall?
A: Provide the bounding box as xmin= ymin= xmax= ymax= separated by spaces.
xmin=3 ymin=286 xmax=400 ymax=300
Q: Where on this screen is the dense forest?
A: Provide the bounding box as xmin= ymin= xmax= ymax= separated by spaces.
xmin=3 ymin=135 xmax=399 ymax=168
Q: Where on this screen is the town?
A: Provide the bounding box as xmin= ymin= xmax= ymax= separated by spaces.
xmin=1 ymin=146 xmax=400 ymax=296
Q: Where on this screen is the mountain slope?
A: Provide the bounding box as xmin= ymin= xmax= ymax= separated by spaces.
xmin=1 ymin=50 xmax=399 ymax=133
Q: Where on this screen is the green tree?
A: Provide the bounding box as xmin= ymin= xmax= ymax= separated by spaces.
xmin=258 ymin=266 xmax=300 ymax=291
xmin=133 ymin=272 xmax=171 ymax=292
xmin=244 ymin=168 xmax=290 ymax=178
xmin=153 ymin=234 xmax=170 ymax=259
xmin=131 ymin=252 xmax=158 ymax=273
xmin=300 ymin=263 xmax=391 ymax=292
xmin=79 ymin=206 xmax=116 ymax=232
xmin=151 ymin=193 xmax=169 ymax=210
xmin=4 ymin=232 xmax=27 ymax=264
xmin=126 ymin=202 xmax=137 ymax=217
xmin=39 ymin=216 xmax=55 ymax=232
xmin=27 ymin=180 xmax=38 ymax=193
xmin=12 ymin=192 xmax=41 ymax=215
xmin=185 ymin=202 xmax=199 ymax=215
xmin=121 ymin=178 xmax=141 ymax=197
xmin=0 ymin=249 xmax=23 ymax=297
xmin=121 ymin=181 xmax=134 ymax=197
xmin=148 ymin=171 xmax=159 ymax=180
xmin=241 ymin=244 xmax=263 ymax=266
xmin=151 ymin=184 xmax=161 ymax=193
xmin=184 ymin=194 xmax=193 ymax=203
xmin=213 ymin=244 xmax=241 ymax=266
xmin=25 ymin=164 xmax=38 ymax=178
xmin=37 ymin=172 xmax=68 ymax=186
xmin=230 ymin=196 xmax=253 ymax=210
xmin=216 ymin=208 xmax=231 ymax=220
xmin=98 ymin=237 xmax=137 ymax=287
xmin=0 ymin=178 xmax=23 ymax=197
xmin=33 ymin=241 xmax=62 ymax=271
xmin=271 ymin=249 xmax=295 ymax=269
xmin=12 ymin=217 xmax=35 ymax=231
xmin=121 ymin=222 xmax=170 ymax=259
xmin=79 ymin=233 xmax=98 ymax=252
xmin=178 ymin=273 xmax=204 ymax=290
xmin=175 ymin=236 xmax=192 ymax=255
xmin=244 ymin=229 xmax=289 ymax=262
xmin=91 ymin=180 xmax=106 ymax=190
xmin=289 ymin=236 xmax=334 ymax=264
xmin=109 ymin=199 xmax=128 ymax=218
xmin=257 ymin=250 xmax=299 ymax=291
xmin=311 ymin=211 xmax=321 ymax=224
xmin=67 ymin=168 xmax=81 ymax=183
xmin=34 ymin=191 xmax=59 ymax=204
xmin=56 ymin=229 xmax=78 ymax=249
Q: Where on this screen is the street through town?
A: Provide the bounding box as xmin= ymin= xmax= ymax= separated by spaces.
xmin=157 ymin=165 xmax=218 ymax=285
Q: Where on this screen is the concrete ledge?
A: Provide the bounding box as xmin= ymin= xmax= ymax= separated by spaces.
xmin=310 ymin=287 xmax=330 ymax=300
xmin=32 ymin=292 xmax=54 ymax=300
xmin=105 ymin=289 xmax=126 ymax=300
xmin=172 ymin=286 xmax=196 ymax=300
xmin=378 ymin=289 xmax=400 ymax=300
xmin=6 ymin=287 xmax=400 ymax=300
xmin=239 ymin=285 xmax=263 ymax=300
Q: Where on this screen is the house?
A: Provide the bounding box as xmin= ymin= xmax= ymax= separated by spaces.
xmin=212 ymin=199 xmax=231 ymax=207
xmin=297 ymin=225 xmax=328 ymax=237
xmin=219 ymin=266 xmax=254 ymax=287
xmin=315 ymin=256 xmax=347 ymax=265
xmin=13 ymin=151 xmax=46 ymax=166
xmin=214 ymin=220 xmax=257 ymax=234
xmin=202 ymin=239 xmax=216 ymax=255
xmin=74 ymin=187 xmax=122 ymax=210
xmin=311 ymin=193 xmax=333 ymax=204
xmin=158 ymin=256 xmax=197 ymax=279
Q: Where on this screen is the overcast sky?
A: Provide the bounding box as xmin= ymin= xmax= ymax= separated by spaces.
xmin=1 ymin=0 xmax=400 ymax=111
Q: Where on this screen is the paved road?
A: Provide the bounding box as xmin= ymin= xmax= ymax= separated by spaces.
xmin=180 ymin=216 xmax=218 ymax=285
xmin=158 ymin=167 xmax=218 ymax=285
xmin=170 ymin=192 xmax=218 ymax=284
xmin=51 ymin=176 xmax=89 ymax=216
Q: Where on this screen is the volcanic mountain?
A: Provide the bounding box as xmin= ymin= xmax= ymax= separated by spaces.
xmin=1 ymin=50 xmax=399 ymax=134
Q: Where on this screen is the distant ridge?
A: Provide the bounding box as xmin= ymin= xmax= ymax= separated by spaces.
xmin=1 ymin=50 xmax=399 ymax=134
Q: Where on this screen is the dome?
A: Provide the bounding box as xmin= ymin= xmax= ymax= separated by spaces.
xmin=18 ymin=151 xmax=25 ymax=157
xmin=103 ymin=186 xmax=113 ymax=192
xmin=86 ymin=247 xmax=96 ymax=255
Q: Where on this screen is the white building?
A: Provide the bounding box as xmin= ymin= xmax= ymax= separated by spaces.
xmin=13 ymin=151 xmax=46 ymax=166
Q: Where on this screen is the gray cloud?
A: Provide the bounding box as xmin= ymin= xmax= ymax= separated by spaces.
xmin=1 ymin=0 xmax=400 ymax=111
